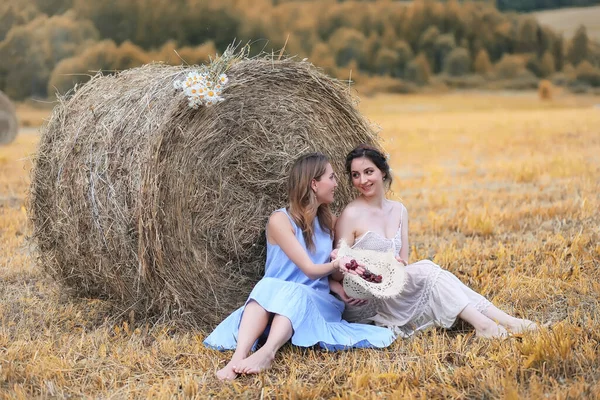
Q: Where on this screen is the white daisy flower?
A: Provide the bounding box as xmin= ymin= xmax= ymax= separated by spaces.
xmin=184 ymin=83 xmax=204 ymax=97
xmin=206 ymin=89 xmax=217 ymax=99
xmin=175 ymin=68 xmax=229 ymax=108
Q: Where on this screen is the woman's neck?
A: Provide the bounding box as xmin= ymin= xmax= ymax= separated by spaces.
xmin=360 ymin=191 xmax=386 ymax=209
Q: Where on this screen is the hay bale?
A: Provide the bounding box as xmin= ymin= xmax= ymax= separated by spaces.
xmin=28 ymin=54 xmax=380 ymax=329
xmin=538 ymin=79 xmax=553 ymax=101
xmin=0 ymin=91 xmax=18 ymax=145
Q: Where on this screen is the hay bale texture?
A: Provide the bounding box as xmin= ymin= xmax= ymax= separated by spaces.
xmin=0 ymin=90 xmax=18 ymax=145
xmin=29 ymin=55 xmax=380 ymax=328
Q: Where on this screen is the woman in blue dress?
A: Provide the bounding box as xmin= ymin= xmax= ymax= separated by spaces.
xmin=204 ymin=153 xmax=395 ymax=380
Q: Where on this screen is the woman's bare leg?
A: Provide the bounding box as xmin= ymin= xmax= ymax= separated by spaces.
xmin=234 ymin=314 xmax=293 ymax=375
xmin=482 ymin=304 xmax=538 ymax=334
xmin=216 ymin=300 xmax=270 ymax=380
xmin=458 ymin=304 xmax=508 ymax=338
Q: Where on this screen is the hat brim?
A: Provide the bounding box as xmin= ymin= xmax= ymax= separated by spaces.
xmin=336 ymin=240 xmax=406 ymax=300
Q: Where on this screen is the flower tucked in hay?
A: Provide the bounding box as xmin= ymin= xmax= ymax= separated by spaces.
xmin=172 ymin=50 xmax=234 ymax=108
xmin=28 ymin=50 xmax=382 ymax=329
xmin=173 ymin=71 xmax=228 ymax=108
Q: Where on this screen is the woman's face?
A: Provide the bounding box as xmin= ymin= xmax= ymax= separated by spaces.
xmin=313 ymin=163 xmax=338 ymax=204
xmin=350 ymin=156 xmax=385 ymax=197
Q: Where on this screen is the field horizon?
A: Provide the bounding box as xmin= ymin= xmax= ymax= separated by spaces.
xmin=533 ymin=5 xmax=600 ymax=41
xmin=1 ymin=91 xmax=599 ymax=398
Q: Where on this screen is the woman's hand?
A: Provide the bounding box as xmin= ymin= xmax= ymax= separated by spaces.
xmin=395 ymin=256 xmax=408 ymax=266
xmin=335 ymin=256 xmax=365 ymax=275
xmin=330 ymin=279 xmax=368 ymax=306
xmin=338 ymin=291 xmax=368 ymax=306
xmin=330 ymin=248 xmax=338 ymax=261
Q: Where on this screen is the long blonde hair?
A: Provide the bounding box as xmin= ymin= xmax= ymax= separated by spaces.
xmin=287 ymin=153 xmax=334 ymax=252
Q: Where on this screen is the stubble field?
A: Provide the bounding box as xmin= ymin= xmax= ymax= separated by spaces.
xmin=1 ymin=91 xmax=599 ymax=398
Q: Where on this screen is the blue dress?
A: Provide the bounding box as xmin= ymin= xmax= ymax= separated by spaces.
xmin=204 ymin=208 xmax=395 ymax=351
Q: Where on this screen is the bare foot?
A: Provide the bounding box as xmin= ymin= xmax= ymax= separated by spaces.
xmin=476 ymin=323 xmax=508 ymax=338
xmin=232 ymin=347 xmax=275 ymax=375
xmin=507 ymin=318 xmax=538 ymax=334
xmin=216 ymin=355 xmax=246 ymax=381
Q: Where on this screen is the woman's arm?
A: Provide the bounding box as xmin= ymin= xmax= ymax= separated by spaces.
xmin=328 ymin=278 xmax=346 ymax=298
xmin=398 ymin=205 xmax=409 ymax=264
xmin=267 ymin=211 xmax=347 ymax=280
xmin=331 ymin=207 xmax=358 ymax=281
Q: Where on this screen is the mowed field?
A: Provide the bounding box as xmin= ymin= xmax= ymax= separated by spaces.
xmin=1 ymin=92 xmax=599 ymax=398
xmin=533 ymin=5 xmax=600 ymax=41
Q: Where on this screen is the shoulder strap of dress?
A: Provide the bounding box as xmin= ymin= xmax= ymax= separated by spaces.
xmin=266 ymin=208 xmax=298 ymax=243
xmin=270 ymin=208 xmax=297 ymax=230
xmin=398 ymin=203 xmax=406 ymax=229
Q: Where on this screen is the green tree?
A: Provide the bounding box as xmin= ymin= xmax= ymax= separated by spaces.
xmin=33 ymin=0 xmax=74 ymax=16
xmin=148 ymin=40 xmax=216 ymax=66
xmin=374 ymin=47 xmax=399 ymax=76
xmin=540 ymin=51 xmax=556 ymax=77
xmin=380 ymin=22 xmax=397 ymax=48
xmin=433 ymin=34 xmax=456 ymax=74
xmin=328 ymin=27 xmax=366 ymax=68
xmin=562 ymin=62 xmax=576 ymax=78
xmin=0 ymin=13 xmax=99 ymax=99
xmin=516 ymin=17 xmax=539 ymax=54
xmin=474 ymin=48 xmax=492 ymax=75
xmin=0 ymin=1 xmax=39 ymax=41
xmin=309 ymin=42 xmax=337 ymax=76
xmin=418 ymin=25 xmax=440 ymax=71
xmin=48 ymin=40 xmax=150 ymax=96
xmin=363 ymin=32 xmax=381 ymax=71
xmin=73 ymin=0 xmax=138 ymax=46
xmin=394 ymin=40 xmax=414 ymax=78
xmin=575 ymin=60 xmax=600 ymax=86
xmin=526 ymin=55 xmax=543 ymax=77
xmin=552 ymin=35 xmax=565 ymax=72
xmin=405 ymin=53 xmax=431 ymax=85
xmin=567 ymin=25 xmax=589 ymax=66
xmin=444 ymin=47 xmax=471 ymax=77
xmin=494 ymin=54 xmax=526 ymax=79
xmin=180 ymin=2 xmax=242 ymax=51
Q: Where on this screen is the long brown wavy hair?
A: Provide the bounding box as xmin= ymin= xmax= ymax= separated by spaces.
xmin=287 ymin=153 xmax=335 ymax=252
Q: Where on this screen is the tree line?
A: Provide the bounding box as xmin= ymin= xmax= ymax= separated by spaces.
xmin=1 ymin=0 xmax=599 ymax=100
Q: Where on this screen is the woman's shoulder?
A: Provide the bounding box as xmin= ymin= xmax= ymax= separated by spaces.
xmin=387 ymin=199 xmax=407 ymax=213
xmin=339 ymin=199 xmax=364 ymax=220
xmin=268 ymin=208 xmax=294 ymax=229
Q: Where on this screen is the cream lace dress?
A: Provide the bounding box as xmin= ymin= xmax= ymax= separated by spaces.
xmin=343 ymin=204 xmax=492 ymax=338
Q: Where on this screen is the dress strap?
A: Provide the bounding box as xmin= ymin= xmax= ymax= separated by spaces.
xmin=268 ymin=208 xmax=298 ymax=232
xmin=398 ymin=203 xmax=406 ymax=230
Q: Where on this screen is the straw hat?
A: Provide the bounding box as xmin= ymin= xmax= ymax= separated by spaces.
xmin=336 ymin=240 xmax=406 ymax=301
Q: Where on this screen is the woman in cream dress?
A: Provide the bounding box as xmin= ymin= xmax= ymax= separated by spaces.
xmin=329 ymin=145 xmax=537 ymax=338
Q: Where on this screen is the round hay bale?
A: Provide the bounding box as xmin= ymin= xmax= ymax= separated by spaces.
xmin=538 ymin=79 xmax=553 ymax=101
xmin=0 ymin=91 xmax=18 ymax=145
xmin=28 ymin=55 xmax=381 ymax=329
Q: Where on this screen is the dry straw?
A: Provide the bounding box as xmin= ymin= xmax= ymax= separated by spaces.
xmin=0 ymin=90 xmax=18 ymax=145
xmin=28 ymin=48 xmax=381 ymax=329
